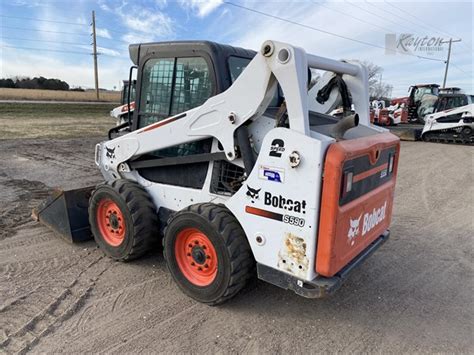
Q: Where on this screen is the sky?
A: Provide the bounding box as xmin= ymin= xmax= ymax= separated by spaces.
xmin=0 ymin=0 xmax=472 ymax=97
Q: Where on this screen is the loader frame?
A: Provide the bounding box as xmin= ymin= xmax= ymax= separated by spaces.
xmin=94 ymin=40 xmax=387 ymax=283
xmin=35 ymin=40 xmax=399 ymax=302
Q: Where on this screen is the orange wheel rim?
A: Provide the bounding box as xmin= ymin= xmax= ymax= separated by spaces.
xmin=174 ymin=228 xmax=218 ymax=286
xmin=96 ymin=199 xmax=126 ymax=247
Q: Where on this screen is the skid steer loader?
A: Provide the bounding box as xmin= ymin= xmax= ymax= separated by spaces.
xmin=33 ymin=40 xmax=400 ymax=305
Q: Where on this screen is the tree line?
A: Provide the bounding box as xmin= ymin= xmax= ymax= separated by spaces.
xmin=0 ymin=77 xmax=84 ymax=91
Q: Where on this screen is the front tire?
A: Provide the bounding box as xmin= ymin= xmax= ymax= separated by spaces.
xmin=89 ymin=180 xmax=159 ymax=261
xmin=163 ymin=203 xmax=254 ymax=305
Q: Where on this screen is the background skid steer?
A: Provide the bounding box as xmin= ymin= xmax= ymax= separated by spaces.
xmin=34 ymin=40 xmax=400 ymax=305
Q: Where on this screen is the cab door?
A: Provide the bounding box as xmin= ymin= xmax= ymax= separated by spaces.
xmin=131 ymin=55 xmax=216 ymax=189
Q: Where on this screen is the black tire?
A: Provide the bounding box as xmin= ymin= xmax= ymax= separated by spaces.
xmin=461 ymin=126 xmax=472 ymax=137
xmin=89 ymin=179 xmax=159 ymax=261
xmin=163 ymin=203 xmax=254 ymax=305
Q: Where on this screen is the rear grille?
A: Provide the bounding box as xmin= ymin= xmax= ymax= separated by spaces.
xmin=339 ymin=146 xmax=397 ymax=206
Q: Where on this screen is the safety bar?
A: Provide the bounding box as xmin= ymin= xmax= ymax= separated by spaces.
xmin=307 ymin=53 xmax=359 ymax=76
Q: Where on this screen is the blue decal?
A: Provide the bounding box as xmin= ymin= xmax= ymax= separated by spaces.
xmin=264 ymin=169 xmax=282 ymax=182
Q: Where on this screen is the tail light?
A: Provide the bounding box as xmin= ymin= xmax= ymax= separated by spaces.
xmin=341 ymin=169 xmax=353 ymax=197
xmin=388 ymin=153 xmax=395 ymax=174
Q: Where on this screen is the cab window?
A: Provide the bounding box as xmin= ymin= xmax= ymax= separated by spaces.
xmin=228 ymin=56 xmax=251 ymax=83
xmin=139 ymin=57 xmax=174 ymax=127
xmin=171 ymin=57 xmax=212 ymax=115
xmin=227 ymin=55 xmax=280 ymax=107
xmin=138 ymin=57 xmax=213 ymax=128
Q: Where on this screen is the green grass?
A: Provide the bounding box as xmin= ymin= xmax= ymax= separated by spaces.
xmin=0 ymin=103 xmax=119 ymax=139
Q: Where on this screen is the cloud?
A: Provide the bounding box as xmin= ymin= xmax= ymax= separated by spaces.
xmin=96 ymin=28 xmax=112 ymax=39
xmin=178 ymin=0 xmax=223 ymax=17
xmin=98 ymin=47 xmax=121 ymax=57
xmin=98 ymin=0 xmax=111 ymax=12
xmin=121 ymin=33 xmax=155 ymax=44
xmin=98 ymin=1 xmax=175 ymax=45
xmin=121 ymin=10 xmax=173 ymax=36
xmin=155 ymin=0 xmax=168 ymax=9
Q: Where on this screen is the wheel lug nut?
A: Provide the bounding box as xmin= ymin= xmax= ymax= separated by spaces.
xmin=204 ymin=264 xmax=208 ymax=268
xmin=202 ymin=245 xmax=207 ymax=250
xmin=191 ymin=262 xmax=195 ymax=266
xmin=198 ymin=267 xmax=202 ymax=271
xmin=194 ymin=240 xmax=199 ymax=244
xmin=188 ymin=243 xmax=193 ymax=248
xmin=187 ymin=253 xmax=191 ymax=256
xmin=206 ymin=255 xmax=210 ymax=259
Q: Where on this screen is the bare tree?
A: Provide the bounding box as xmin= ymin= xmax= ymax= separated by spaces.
xmin=360 ymin=61 xmax=393 ymax=99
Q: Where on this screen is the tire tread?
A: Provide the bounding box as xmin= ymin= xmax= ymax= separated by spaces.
xmin=163 ymin=203 xmax=254 ymax=305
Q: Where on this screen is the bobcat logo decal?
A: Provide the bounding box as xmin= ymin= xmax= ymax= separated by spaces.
xmin=105 ymin=146 xmax=116 ymax=159
xmin=246 ymin=185 xmax=261 ymax=203
xmin=347 ymin=214 xmax=362 ymax=246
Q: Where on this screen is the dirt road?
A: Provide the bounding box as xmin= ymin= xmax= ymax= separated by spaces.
xmin=1 ymin=138 xmax=472 ymax=353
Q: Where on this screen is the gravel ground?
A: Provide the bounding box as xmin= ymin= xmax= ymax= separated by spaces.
xmin=0 ymin=137 xmax=472 ymax=354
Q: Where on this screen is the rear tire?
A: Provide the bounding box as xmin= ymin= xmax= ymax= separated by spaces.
xmin=163 ymin=203 xmax=254 ymax=305
xmin=89 ymin=180 xmax=159 ymax=261
xmin=461 ymin=127 xmax=472 ymax=137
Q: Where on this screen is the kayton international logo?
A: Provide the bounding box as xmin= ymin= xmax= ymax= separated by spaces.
xmin=385 ymin=33 xmax=447 ymax=56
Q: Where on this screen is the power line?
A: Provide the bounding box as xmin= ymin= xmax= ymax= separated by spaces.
xmin=1 ymin=36 xmax=89 ymax=46
xmin=383 ymin=1 xmax=464 ymax=43
xmin=1 ymin=35 xmax=127 ymax=53
xmin=1 ymin=44 xmax=123 ymax=58
xmin=366 ymin=0 xmax=469 ymax=53
xmin=98 ymin=36 xmax=129 ymax=44
xmin=313 ymin=1 xmax=394 ymax=34
xmin=1 ymin=45 xmax=92 ymax=55
xmin=100 ymin=26 xmax=152 ymax=43
xmin=1 ymin=10 xmax=133 ymax=42
xmin=223 ymin=2 xmax=446 ymax=63
xmin=1 ymin=25 xmax=121 ymax=41
xmin=450 ymin=63 xmax=472 ymax=75
xmin=366 ymin=1 xmax=438 ymax=35
xmin=383 ymin=1 xmax=472 ymax=52
xmin=344 ymin=1 xmax=409 ymax=32
xmin=1 ymin=25 xmax=90 ymax=36
xmin=7 ymin=1 xmax=91 ymax=16
xmin=0 ymin=14 xmax=87 ymax=26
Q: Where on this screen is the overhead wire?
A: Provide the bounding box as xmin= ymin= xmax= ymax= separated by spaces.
xmin=0 ymin=45 xmax=92 ymax=55
xmin=0 ymin=14 xmax=87 ymax=26
xmin=223 ymin=2 xmax=446 ymax=63
xmin=312 ymin=1 xmax=395 ymax=34
xmin=1 ymin=25 xmax=90 ymax=37
xmin=1 ymin=36 xmax=90 ymax=46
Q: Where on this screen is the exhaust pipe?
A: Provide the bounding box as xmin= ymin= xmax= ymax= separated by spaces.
xmin=331 ymin=113 xmax=359 ymax=140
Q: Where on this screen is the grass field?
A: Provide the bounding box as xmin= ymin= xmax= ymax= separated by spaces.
xmin=0 ymin=103 xmax=117 ymax=139
xmin=0 ymin=88 xmax=121 ymax=102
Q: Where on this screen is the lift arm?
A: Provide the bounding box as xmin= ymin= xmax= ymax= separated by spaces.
xmin=96 ymin=40 xmax=365 ymax=176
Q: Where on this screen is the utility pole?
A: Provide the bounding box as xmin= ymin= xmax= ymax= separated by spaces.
xmin=91 ymin=10 xmax=99 ymax=100
xmin=442 ymin=38 xmax=462 ymax=88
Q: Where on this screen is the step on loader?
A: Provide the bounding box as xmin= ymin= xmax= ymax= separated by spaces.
xmin=34 ymin=40 xmax=400 ymax=305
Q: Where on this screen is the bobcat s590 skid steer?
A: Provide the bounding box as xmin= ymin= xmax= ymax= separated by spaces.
xmin=33 ymin=40 xmax=400 ymax=305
